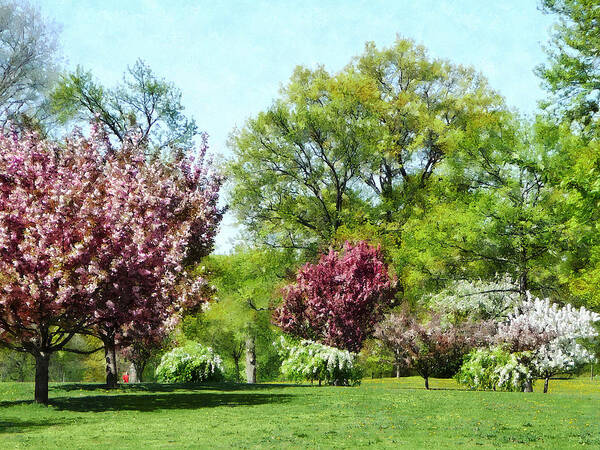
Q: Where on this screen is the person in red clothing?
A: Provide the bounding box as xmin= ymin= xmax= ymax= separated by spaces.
xmin=122 ymin=372 xmax=129 ymax=383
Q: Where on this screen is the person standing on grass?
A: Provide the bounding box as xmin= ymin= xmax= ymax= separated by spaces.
xmin=122 ymin=372 xmax=129 ymax=383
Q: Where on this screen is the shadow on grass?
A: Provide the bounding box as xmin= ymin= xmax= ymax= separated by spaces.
xmin=0 ymin=418 xmax=80 ymax=434
xmin=0 ymin=391 xmax=293 ymax=413
xmin=50 ymin=381 xmax=310 ymax=393
xmin=52 ymin=391 xmax=293 ymax=412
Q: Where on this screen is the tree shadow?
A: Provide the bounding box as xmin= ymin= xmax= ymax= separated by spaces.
xmin=51 ymin=391 xmax=293 ymax=412
xmin=51 ymin=381 xmax=310 ymax=393
xmin=0 ymin=418 xmax=79 ymax=434
xmin=0 ymin=391 xmax=293 ymax=413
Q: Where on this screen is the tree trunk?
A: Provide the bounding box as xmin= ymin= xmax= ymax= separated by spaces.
xmin=134 ymin=361 xmax=146 ymax=383
xmin=523 ymin=380 xmax=533 ymax=392
xmin=395 ymin=363 xmax=401 ymax=378
xmin=245 ymin=335 xmax=256 ymax=384
xmin=129 ymin=362 xmax=138 ymax=383
xmin=543 ymin=376 xmax=549 ymax=394
xmin=34 ymin=352 xmax=50 ymax=404
xmin=424 ymin=377 xmax=429 ymax=390
xmin=104 ymin=336 xmax=118 ymax=388
xmin=233 ymin=356 xmax=240 ymax=383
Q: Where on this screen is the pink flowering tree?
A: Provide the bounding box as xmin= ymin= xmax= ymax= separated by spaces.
xmin=85 ymin=130 xmax=223 ymax=387
xmin=0 ymin=129 xmax=108 ymax=403
xmin=374 ymin=312 xmax=493 ymax=389
xmin=0 ymin=126 xmax=223 ymax=402
xmin=275 ymin=241 xmax=396 ymax=353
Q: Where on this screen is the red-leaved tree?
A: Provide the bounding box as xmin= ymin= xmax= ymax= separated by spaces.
xmin=275 ymin=241 xmax=396 ymax=353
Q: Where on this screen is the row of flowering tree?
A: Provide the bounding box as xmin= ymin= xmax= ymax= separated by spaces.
xmin=0 ymin=126 xmax=223 ymax=403
xmin=274 ymin=249 xmax=599 ymax=392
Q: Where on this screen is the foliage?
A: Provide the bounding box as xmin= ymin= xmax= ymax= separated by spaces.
xmin=275 ymin=336 xmax=362 ymax=386
xmin=51 ymin=60 xmax=197 ymax=154
xmin=155 ymin=342 xmax=224 ymax=383
xmin=227 ymin=37 xmax=504 ymax=252
xmin=275 ymin=241 xmax=396 ymax=352
xmin=374 ymin=312 xmax=491 ymax=388
xmin=0 ymin=126 xmax=111 ymax=401
xmin=185 ymin=248 xmax=295 ymax=382
xmin=404 ymin=118 xmax=564 ymax=302
xmin=456 ymin=347 xmax=533 ymax=392
xmin=497 ymin=296 xmax=600 ymax=385
xmin=0 ymin=124 xmax=223 ymax=401
xmin=356 ymin=338 xmax=398 ymax=378
xmin=0 ymin=0 xmax=60 ymax=130
xmin=428 ymin=276 xmax=521 ymax=321
xmin=538 ymin=0 xmax=600 ymax=126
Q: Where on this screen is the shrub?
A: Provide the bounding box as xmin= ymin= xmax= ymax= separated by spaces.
xmin=456 ymin=347 xmax=532 ymax=392
xmin=155 ymin=342 xmax=224 ymax=383
xmin=275 ymin=337 xmax=362 ymax=386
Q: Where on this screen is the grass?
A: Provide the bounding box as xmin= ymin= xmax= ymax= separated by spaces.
xmin=0 ymin=377 xmax=598 ymax=448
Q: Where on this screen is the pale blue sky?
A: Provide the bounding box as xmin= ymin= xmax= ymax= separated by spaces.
xmin=37 ymin=0 xmax=556 ymax=253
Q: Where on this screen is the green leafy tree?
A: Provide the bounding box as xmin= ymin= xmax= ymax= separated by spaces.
xmin=186 ymin=248 xmax=296 ymax=383
xmin=538 ymin=0 xmax=600 ymax=127
xmin=50 ymin=60 xmax=197 ymax=154
xmin=227 ymin=38 xmax=505 ymax=254
xmin=402 ymin=119 xmax=565 ymax=301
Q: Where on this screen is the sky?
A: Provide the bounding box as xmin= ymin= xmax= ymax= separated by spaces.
xmin=36 ymin=0 xmax=556 ymax=253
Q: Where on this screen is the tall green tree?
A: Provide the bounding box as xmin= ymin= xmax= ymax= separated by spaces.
xmin=538 ymin=0 xmax=600 ymax=127
xmin=50 ymin=60 xmax=197 ymax=155
xmin=186 ymin=248 xmax=296 ymax=383
xmin=227 ymin=38 xmax=505 ymax=254
xmin=537 ymin=0 xmax=600 ymax=309
xmin=402 ymin=119 xmax=564 ymax=300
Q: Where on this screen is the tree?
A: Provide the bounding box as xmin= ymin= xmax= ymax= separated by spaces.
xmin=275 ymin=241 xmax=396 ymax=353
xmin=51 ymin=60 xmax=197 ymax=155
xmin=536 ymin=1 xmax=600 ymax=309
xmin=538 ymin=0 xmax=600 ymax=127
xmin=497 ymin=296 xmax=600 ymax=393
xmin=0 ymin=0 xmax=60 ymax=131
xmin=0 ymin=124 xmax=223 ymax=402
xmin=374 ymin=312 xmax=489 ymax=389
xmin=227 ymin=38 xmax=504 ymax=253
xmin=404 ymin=119 xmax=564 ymax=301
xmin=0 ymin=128 xmax=109 ymax=403
xmin=191 ymin=248 xmax=295 ymax=383
xmin=85 ymin=128 xmax=223 ymax=388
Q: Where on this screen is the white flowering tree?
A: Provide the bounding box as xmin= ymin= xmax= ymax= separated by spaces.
xmin=429 ymin=276 xmax=520 ymax=321
xmin=275 ymin=337 xmax=362 ymax=386
xmin=497 ymin=296 xmax=600 ymax=392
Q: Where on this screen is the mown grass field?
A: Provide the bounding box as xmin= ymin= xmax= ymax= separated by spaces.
xmin=0 ymin=377 xmax=598 ymax=448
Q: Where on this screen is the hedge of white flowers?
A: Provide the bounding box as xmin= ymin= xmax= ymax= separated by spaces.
xmin=275 ymin=337 xmax=362 ymax=386
xmin=155 ymin=342 xmax=224 ymax=383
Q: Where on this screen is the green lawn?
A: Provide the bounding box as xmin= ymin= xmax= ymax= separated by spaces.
xmin=0 ymin=377 xmax=598 ymax=448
